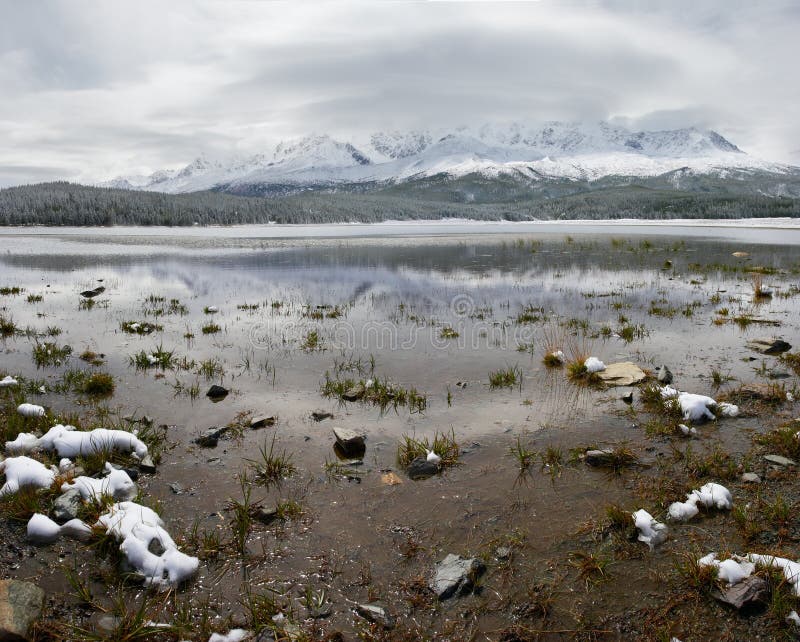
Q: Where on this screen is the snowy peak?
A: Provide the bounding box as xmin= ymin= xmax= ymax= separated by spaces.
xmin=100 ymin=121 xmax=782 ymax=195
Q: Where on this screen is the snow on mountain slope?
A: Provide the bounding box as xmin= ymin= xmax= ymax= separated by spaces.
xmin=99 ymin=122 xmax=796 ymax=194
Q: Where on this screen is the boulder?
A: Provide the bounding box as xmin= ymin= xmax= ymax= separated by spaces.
xmin=429 ymin=554 xmax=485 ymax=599
xmin=596 ymin=362 xmax=646 ymax=386
xmin=747 ymin=337 xmax=792 ymax=355
xmin=407 ymin=456 xmax=439 ymax=480
xmin=206 ymin=385 xmax=229 ymax=401
xmin=51 ymin=488 xmax=83 ymax=524
xmin=250 ymin=415 xmax=276 ymax=429
xmin=584 ymin=449 xmax=615 ymax=466
xmin=332 ymin=427 xmax=365 ymax=457
xmin=0 ymin=579 xmax=45 ymax=641
xmin=712 ymin=575 xmax=768 ymax=610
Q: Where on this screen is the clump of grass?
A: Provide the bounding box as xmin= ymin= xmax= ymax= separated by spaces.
xmin=121 ymin=320 xmax=162 ymax=335
xmin=677 ymin=552 xmax=718 ymax=593
xmin=489 ymin=365 xmax=522 ymax=389
xmin=79 ymin=348 xmax=105 ymax=366
xmin=604 ymin=504 xmax=631 ymax=532
xmin=755 ymin=422 xmax=800 ymax=460
xmin=779 ymin=352 xmax=800 ymax=376
xmin=617 ymin=323 xmax=647 ymax=343
xmin=26 ymin=294 xmax=43 ymax=303
xmin=143 ymin=296 xmax=188 ymax=316
xmin=751 ymin=273 xmax=772 ymax=299
xmin=275 ymin=499 xmax=304 ymax=520
xmin=508 ymin=436 xmax=536 ymax=471
xmin=397 ymin=429 xmax=459 ymax=468
xmin=569 ymin=551 xmax=611 ymax=587
xmin=322 ymin=373 xmax=427 ymax=413
xmin=0 ymin=486 xmax=56 ymax=522
xmin=227 ymin=478 xmax=255 ymax=556
xmin=0 ymin=314 xmax=18 ymax=337
xmin=81 ymin=372 xmax=115 ymax=397
xmin=247 ymin=435 xmax=297 ymax=486
xmin=0 ymin=286 xmax=22 ymax=295
xmin=197 ymin=358 xmax=224 ymax=380
xmin=301 ymin=330 xmax=321 ymax=351
xmin=201 ymin=322 xmax=221 ymax=335
xmin=32 ymin=341 xmax=72 ymax=367
xmin=439 ymin=326 xmax=459 ymax=339
xmin=516 ymin=305 xmax=543 ymax=324
xmin=129 ymin=344 xmax=176 ymax=370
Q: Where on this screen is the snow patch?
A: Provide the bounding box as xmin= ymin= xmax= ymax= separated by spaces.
xmin=584 ymin=357 xmax=606 ymax=373
xmin=61 ymin=463 xmax=137 ymax=501
xmin=0 ymin=375 xmax=18 ymax=387
xmin=27 ymin=514 xmax=92 ymax=544
xmin=632 ymin=509 xmax=668 ymax=549
xmin=17 ymin=403 xmax=45 ymax=418
xmin=208 ymin=631 xmax=251 ymax=642
xmin=0 ymin=456 xmax=57 ymax=496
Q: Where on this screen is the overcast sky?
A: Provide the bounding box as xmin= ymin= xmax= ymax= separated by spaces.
xmin=1 ymin=0 xmax=798 ymax=187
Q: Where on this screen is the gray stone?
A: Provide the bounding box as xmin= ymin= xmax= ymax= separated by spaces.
xmin=712 ymin=575 xmax=768 ymax=610
xmin=332 ymin=427 xmax=365 ymax=456
xmin=765 ymin=454 xmax=797 ymax=467
xmin=251 ymin=414 xmax=276 ymax=429
xmin=88 ymin=613 xmax=120 ymax=635
xmin=356 ymin=603 xmax=395 ymax=629
xmin=138 ymin=455 xmax=157 ymax=473
xmin=0 ymin=579 xmax=45 ymax=641
xmin=169 ymin=483 xmax=183 ymax=495
xmin=194 ymin=426 xmax=228 ymax=448
xmin=597 ymin=362 xmax=646 ymax=386
xmin=769 ymin=370 xmax=791 ymax=380
xmin=429 ymin=554 xmax=486 ymax=599
xmin=255 ymin=507 xmax=278 ymax=524
xmin=620 ymin=390 xmax=634 ymax=404
xmin=407 ymin=456 xmax=439 ymax=480
xmin=51 ymin=488 xmax=83 ymax=524
xmin=311 ymin=410 xmax=333 ymax=422
xmin=741 ymin=472 xmax=761 ymax=483
xmin=147 ymin=538 xmax=166 ymax=556
xmin=495 ymin=546 xmax=512 ymax=560
xmin=747 ymin=337 xmax=792 ymax=355
xmin=584 ymin=449 xmax=615 ymax=466
xmin=655 ymin=365 xmax=673 ymax=384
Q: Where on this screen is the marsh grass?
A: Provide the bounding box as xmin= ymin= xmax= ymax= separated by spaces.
xmin=197 ymin=358 xmax=224 ymax=379
xmin=121 ymin=320 xmax=162 ymax=335
xmin=397 ymin=429 xmax=459 ymax=468
xmin=201 ymin=322 xmax=221 ymax=335
xmin=247 ymin=435 xmax=297 ymax=486
xmin=79 ymin=348 xmax=105 ymax=366
xmin=81 ymin=372 xmax=115 ymax=397
xmin=755 ymin=422 xmax=800 ymax=461
xmin=322 ymin=373 xmax=427 ymax=413
xmin=780 ymin=352 xmax=800 ymax=376
xmin=129 ymin=344 xmax=176 ymax=370
xmin=301 ymin=330 xmax=321 ymax=351
xmin=32 ymin=341 xmax=72 ymax=367
xmin=489 ymin=365 xmax=522 ymax=389
xmin=0 ymin=314 xmax=18 ymax=336
xmin=509 ymin=436 xmax=536 ymax=471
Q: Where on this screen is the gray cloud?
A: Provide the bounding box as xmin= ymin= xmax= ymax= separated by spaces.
xmin=0 ymin=0 xmax=798 ymax=187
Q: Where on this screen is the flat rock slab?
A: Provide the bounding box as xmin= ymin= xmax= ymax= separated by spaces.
xmin=332 ymin=427 xmax=365 ymax=457
xmin=765 ymin=454 xmax=797 ymax=466
xmin=430 ymin=554 xmax=486 ymax=599
xmin=0 ymin=579 xmax=45 ymax=641
xmin=597 ymin=362 xmax=646 ymax=386
xmin=356 ymin=604 xmax=395 ymax=629
xmin=712 ymin=575 xmax=768 ymax=610
xmin=407 ymin=456 xmax=439 ymax=480
xmin=747 ymin=337 xmax=792 ymax=355
xmin=250 ymin=415 xmax=276 ymax=429
xmin=584 ymin=449 xmax=615 ymax=466
xmin=195 ymin=426 xmax=229 ymax=448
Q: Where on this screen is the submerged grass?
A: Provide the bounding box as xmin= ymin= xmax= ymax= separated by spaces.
xmin=397 ymin=429 xmax=459 ymax=468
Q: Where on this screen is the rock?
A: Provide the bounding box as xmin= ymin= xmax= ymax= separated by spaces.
xmin=769 ymin=369 xmax=791 ymax=380
xmin=381 ymin=471 xmax=403 ymax=486
xmin=206 ymin=385 xmax=229 ymax=400
xmin=138 ymin=455 xmax=157 ymax=473
xmin=712 ymin=575 xmax=768 ymax=610
xmin=356 ymin=603 xmax=395 ymax=629
xmin=250 ymin=415 xmax=276 ymax=429
xmin=0 ymin=579 xmax=45 ymax=641
xmin=311 ymin=410 xmax=333 ymax=422
xmin=255 ymin=507 xmax=278 ymax=524
xmin=51 ymin=488 xmax=83 ymax=524
xmin=765 ymin=454 xmax=796 ymax=466
xmin=596 ymin=362 xmax=646 ymax=386
xmin=79 ymin=286 xmax=105 ymax=298
xmin=746 ymin=337 xmax=792 ymax=355
xmin=88 ymin=613 xmax=120 ymax=635
xmin=342 ymin=383 xmax=366 ymax=402
xmin=620 ymin=390 xmax=634 ymax=404
xmin=169 ymin=483 xmax=183 ymax=495
xmin=732 ymin=251 xmax=750 ymax=258
xmin=584 ymin=449 xmax=615 ymax=466
xmin=407 ymin=456 xmax=439 ymax=480
xmin=195 ymin=426 xmax=228 ymax=448
xmin=741 ymin=472 xmax=761 ymax=483
xmin=429 ymin=554 xmax=486 ymax=599
xmin=332 ymin=427 xmax=365 ymax=457
xmin=655 ymin=365 xmax=673 ymax=384
xmin=147 ymin=538 xmax=166 ymax=556
xmin=495 ymin=546 xmax=512 ymax=560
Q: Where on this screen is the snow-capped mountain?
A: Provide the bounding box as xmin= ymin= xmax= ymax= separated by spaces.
xmin=102 ymin=122 xmax=797 ymax=196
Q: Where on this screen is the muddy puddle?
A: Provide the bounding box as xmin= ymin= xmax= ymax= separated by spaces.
xmin=1 ymin=226 xmax=799 ymax=640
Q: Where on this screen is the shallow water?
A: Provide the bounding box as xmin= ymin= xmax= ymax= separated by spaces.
xmin=1 ymin=224 xmax=799 ymax=634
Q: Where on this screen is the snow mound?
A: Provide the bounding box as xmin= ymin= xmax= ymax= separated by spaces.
xmin=96 ymin=501 xmax=199 ymax=589
xmin=27 ymin=513 xmax=92 ymax=544
xmin=632 ymin=508 xmax=668 ymax=549
xmin=209 ymin=631 xmax=251 ymax=642
xmin=697 ymin=553 xmax=755 ymax=585
xmin=659 ymin=385 xmax=738 ymax=422
xmin=5 ymin=432 xmax=41 ymax=455
xmin=0 ymin=375 xmax=18 ymax=387
xmin=747 ymin=554 xmax=800 ymax=595
xmin=0 ymin=456 xmax=57 ymax=496
xmin=668 ymin=483 xmax=732 ymax=522
xmin=38 ymin=424 xmax=149 ymax=459
xmin=17 ymin=403 xmax=45 ymax=418
xmin=584 ymin=357 xmax=606 ymax=373
xmin=61 ymin=463 xmax=137 ymax=501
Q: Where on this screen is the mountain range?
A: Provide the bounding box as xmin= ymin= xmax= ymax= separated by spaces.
xmin=102 ymin=121 xmax=800 ymax=201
